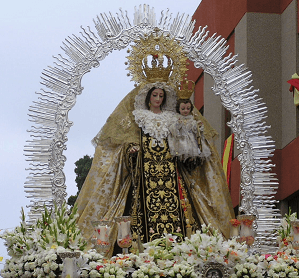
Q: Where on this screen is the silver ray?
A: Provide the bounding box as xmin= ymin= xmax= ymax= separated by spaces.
xmin=24 ymin=4 xmax=281 ymax=252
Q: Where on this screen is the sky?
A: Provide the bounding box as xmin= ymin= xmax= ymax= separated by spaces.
xmin=0 ymin=0 xmax=202 ymax=268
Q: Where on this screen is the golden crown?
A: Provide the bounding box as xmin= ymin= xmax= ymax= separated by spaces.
xmin=142 ymin=54 xmax=172 ymax=83
xmin=177 ymin=78 xmax=195 ymax=99
xmin=125 ymin=28 xmax=188 ymax=87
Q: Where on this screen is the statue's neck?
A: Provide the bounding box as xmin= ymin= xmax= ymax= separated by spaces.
xmin=149 ymin=107 xmax=162 ymax=114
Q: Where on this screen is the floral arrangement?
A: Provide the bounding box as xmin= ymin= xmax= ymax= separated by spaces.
xmin=1 ymin=203 xmax=87 ymax=257
xmin=2 ymin=206 xmax=299 ymax=277
xmin=231 ymin=253 xmax=264 ymax=278
xmin=0 ymin=203 xmax=88 ymax=277
xmin=277 ymin=208 xmax=297 ymax=248
xmin=232 ymin=209 xmax=299 ymax=278
xmin=78 ymin=225 xmax=248 ymax=277
xmin=232 ymin=249 xmax=299 ymax=277
xmin=241 ymin=219 xmax=254 ymax=228
xmin=230 ymin=219 xmax=241 ymax=227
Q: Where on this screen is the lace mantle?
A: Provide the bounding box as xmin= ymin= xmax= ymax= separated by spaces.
xmin=133 ymin=109 xmax=175 ymax=144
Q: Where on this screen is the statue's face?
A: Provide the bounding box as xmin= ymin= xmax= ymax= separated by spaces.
xmin=150 ymin=88 xmax=164 ymax=108
xmin=179 ymin=102 xmax=191 ymax=116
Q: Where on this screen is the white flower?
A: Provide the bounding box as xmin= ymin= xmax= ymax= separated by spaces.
xmin=56 ymin=246 xmax=66 ymax=253
xmin=50 ymin=261 xmax=58 ymax=271
xmin=57 ymin=233 xmax=67 ymax=243
xmin=89 ymin=261 xmax=98 ymax=269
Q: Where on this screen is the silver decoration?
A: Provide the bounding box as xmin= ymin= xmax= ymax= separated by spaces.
xmin=198 ymin=261 xmax=229 ymax=277
xmin=24 ymin=4 xmax=281 ymax=251
xmin=59 ymin=251 xmax=81 ymax=259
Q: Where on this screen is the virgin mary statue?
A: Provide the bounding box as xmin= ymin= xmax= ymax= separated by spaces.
xmin=75 ymin=31 xmax=234 ymax=254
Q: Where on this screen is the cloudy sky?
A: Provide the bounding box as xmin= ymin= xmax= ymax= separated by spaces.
xmin=0 ymin=0 xmax=202 ymax=267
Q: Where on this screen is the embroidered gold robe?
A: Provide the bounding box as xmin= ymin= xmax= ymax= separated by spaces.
xmin=75 ymin=87 xmax=234 ymax=256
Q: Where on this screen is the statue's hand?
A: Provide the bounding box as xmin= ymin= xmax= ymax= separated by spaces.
xmin=128 ymin=145 xmax=140 ymax=153
xmin=126 ymin=144 xmax=140 ymax=171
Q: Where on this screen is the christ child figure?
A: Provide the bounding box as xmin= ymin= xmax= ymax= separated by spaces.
xmin=168 ymin=99 xmax=203 ymax=162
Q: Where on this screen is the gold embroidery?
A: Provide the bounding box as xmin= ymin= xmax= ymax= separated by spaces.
xmin=120 ymin=114 xmax=132 ymax=130
xmin=177 ymin=174 xmax=200 ymax=234
xmin=75 ymin=88 xmax=235 ymax=258
xmin=141 ymin=133 xmax=185 ymax=242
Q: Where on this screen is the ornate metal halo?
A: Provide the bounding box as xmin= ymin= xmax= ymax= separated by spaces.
xmin=24 ymin=4 xmax=281 ymax=252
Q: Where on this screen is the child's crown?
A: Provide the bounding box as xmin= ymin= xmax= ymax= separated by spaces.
xmin=177 ymin=78 xmax=195 ymax=99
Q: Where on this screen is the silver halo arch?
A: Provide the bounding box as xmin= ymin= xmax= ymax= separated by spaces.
xmin=24 ymin=5 xmax=281 ymax=252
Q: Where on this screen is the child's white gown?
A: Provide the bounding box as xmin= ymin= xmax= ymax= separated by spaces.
xmin=168 ymin=114 xmax=211 ymax=161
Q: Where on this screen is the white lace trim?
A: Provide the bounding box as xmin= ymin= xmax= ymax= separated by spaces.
xmin=133 ymin=109 xmax=175 ymax=144
xmin=176 ymin=114 xmax=198 ymax=133
xmin=168 ymin=114 xmax=200 ymax=161
xmin=134 ymin=82 xmax=177 ymax=112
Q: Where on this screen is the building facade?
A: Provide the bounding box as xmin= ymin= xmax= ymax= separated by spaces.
xmin=189 ymin=0 xmax=299 ymax=215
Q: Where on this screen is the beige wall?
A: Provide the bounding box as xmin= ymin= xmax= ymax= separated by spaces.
xmin=281 ymin=0 xmax=298 ymax=148
xmin=204 ymin=1 xmax=299 ymax=157
xmin=235 ymin=1 xmax=299 ymax=150
xmin=204 ymin=73 xmax=225 ymax=156
xmin=236 ymin=12 xmax=282 ymax=148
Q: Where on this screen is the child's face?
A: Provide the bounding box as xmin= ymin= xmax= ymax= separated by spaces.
xmin=179 ymin=102 xmax=192 ymax=116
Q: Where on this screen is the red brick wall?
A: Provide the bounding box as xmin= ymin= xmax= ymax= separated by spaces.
xmin=230 ymin=157 xmax=241 ymax=208
xmin=230 ymin=136 xmax=299 ymax=207
xmin=276 ymin=136 xmax=299 ymax=200
xmin=189 ymin=0 xmax=296 ymax=208
xmin=191 ymin=0 xmax=293 ymax=39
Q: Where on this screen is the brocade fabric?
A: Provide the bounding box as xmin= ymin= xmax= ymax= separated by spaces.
xmin=75 ymin=86 xmax=235 ymax=257
xmin=135 ymin=132 xmax=185 ymax=242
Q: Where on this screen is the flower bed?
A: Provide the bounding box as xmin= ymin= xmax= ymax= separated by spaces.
xmin=1 ymin=205 xmax=299 ymax=277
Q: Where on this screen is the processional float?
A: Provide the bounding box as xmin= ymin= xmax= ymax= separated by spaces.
xmin=24 ymin=4 xmax=280 ymax=253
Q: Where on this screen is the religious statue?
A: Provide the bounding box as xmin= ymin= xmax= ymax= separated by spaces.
xmin=75 ymin=30 xmax=234 ymax=256
xmin=168 ymin=79 xmax=211 ymax=163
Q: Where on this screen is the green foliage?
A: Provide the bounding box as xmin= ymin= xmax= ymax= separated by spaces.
xmin=35 ymin=202 xmax=87 ymax=251
xmin=75 ymin=155 xmax=93 ymax=191
xmin=0 ymin=202 xmax=87 ymax=259
xmin=1 ymin=207 xmax=30 ymax=257
xmin=67 ymin=194 xmax=78 ymax=208
xmin=67 ymin=155 xmax=93 ymax=208
xmin=277 ymin=207 xmax=297 ymax=241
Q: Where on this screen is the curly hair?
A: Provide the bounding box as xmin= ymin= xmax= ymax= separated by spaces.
xmin=176 ymin=99 xmax=194 ymax=114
